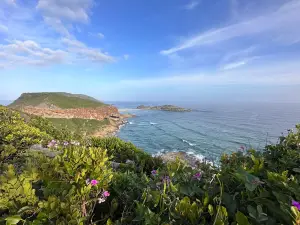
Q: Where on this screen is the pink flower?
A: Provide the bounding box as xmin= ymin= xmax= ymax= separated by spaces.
xmin=90 ymin=180 xmax=98 ymax=186
xmin=103 ymin=191 xmax=110 ymax=197
xmin=193 ymin=172 xmax=202 ymax=180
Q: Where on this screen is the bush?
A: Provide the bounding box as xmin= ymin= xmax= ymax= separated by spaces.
xmin=0 ymin=106 xmax=49 ymax=165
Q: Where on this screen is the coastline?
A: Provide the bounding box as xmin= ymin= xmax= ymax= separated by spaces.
xmin=92 ymin=113 xmax=134 ymax=138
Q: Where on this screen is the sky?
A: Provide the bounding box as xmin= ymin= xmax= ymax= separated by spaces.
xmin=1 ymin=0 xmax=300 ymax=102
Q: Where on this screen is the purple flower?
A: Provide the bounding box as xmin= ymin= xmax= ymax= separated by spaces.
xmin=90 ymin=180 xmax=98 ymax=186
xmin=292 ymin=200 xmax=300 ymax=210
xmin=240 ymin=146 xmax=245 ymax=151
xmin=193 ymin=172 xmax=202 ymax=180
xmin=163 ymin=176 xmax=171 ymax=185
xmin=103 ymin=191 xmax=110 ymax=197
xmin=151 ymin=170 xmax=158 ymax=176
xmin=63 ymin=141 xmax=69 ymax=146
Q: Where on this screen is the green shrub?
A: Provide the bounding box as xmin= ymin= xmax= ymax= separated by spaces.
xmin=0 ymin=106 xmax=49 ymax=165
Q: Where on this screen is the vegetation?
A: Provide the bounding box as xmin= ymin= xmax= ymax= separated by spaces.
xmin=48 ymin=118 xmax=110 ymax=136
xmin=9 ymin=92 xmax=106 ymax=109
xmin=1 ymin=105 xmax=300 ymax=225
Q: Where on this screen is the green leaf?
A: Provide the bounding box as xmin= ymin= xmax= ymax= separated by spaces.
xmin=235 ymin=211 xmax=250 ymax=225
xmin=5 ymin=215 xmax=22 ymax=225
xmin=208 ymin=204 xmax=214 ymax=216
xmin=292 ymin=168 xmax=300 ymax=173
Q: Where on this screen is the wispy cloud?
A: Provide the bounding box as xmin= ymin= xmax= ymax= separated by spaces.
xmin=119 ymin=59 xmax=300 ymax=87
xmin=97 ymin=32 xmax=105 ymax=39
xmin=184 ymin=1 xmax=200 ymax=10
xmin=161 ymin=0 xmax=300 ymax=55
xmin=0 ymin=24 xmax=8 ymax=33
xmin=3 ymin=0 xmax=16 ymax=6
xmin=123 ymin=54 xmax=130 ymax=60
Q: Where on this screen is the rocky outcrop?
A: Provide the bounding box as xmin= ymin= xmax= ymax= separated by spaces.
xmin=137 ymin=105 xmax=191 ymax=112
xmin=21 ymin=106 xmax=119 ymax=121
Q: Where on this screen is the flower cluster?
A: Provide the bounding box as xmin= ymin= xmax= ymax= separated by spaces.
xmin=47 ymin=140 xmax=80 ymax=148
xmin=162 ymin=175 xmax=170 ymax=185
xmin=47 ymin=140 xmax=59 ymax=148
xmin=97 ymin=191 xmax=110 ymax=204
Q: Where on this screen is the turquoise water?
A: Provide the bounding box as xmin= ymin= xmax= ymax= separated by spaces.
xmin=113 ymin=102 xmax=300 ymax=161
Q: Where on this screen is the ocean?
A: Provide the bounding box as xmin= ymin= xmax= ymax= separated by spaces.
xmin=112 ymin=102 xmax=300 ymax=162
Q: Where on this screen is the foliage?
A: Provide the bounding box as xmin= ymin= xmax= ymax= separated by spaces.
xmin=0 ymin=106 xmax=49 ymax=165
xmin=48 ymin=118 xmax=110 ymax=136
xmin=9 ymin=92 xmax=106 ymax=109
xmin=1 ymin=105 xmax=300 ymax=225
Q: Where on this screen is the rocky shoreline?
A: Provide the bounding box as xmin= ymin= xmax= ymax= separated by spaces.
xmin=159 ymin=151 xmax=214 ymax=167
xmin=93 ymin=113 xmax=135 ymax=137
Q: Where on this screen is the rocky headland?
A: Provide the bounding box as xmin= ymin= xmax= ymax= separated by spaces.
xmin=137 ymin=104 xmax=192 ymax=112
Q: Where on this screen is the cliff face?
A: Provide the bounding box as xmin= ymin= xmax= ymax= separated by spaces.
xmin=22 ymin=106 xmax=119 ymax=121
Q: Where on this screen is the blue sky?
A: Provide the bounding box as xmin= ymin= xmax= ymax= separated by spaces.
xmin=1 ymin=0 xmax=300 ymax=102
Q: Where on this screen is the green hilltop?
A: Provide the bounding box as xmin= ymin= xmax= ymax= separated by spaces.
xmin=9 ymin=92 xmax=106 ymax=109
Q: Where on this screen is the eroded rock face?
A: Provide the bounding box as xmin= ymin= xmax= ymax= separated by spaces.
xmin=22 ymin=106 xmax=119 ymax=121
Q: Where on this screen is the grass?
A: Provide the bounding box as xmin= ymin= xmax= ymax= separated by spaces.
xmin=9 ymin=92 xmax=107 ymax=109
xmin=48 ymin=118 xmax=110 ymax=135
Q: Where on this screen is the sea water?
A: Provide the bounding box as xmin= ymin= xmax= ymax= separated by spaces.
xmin=115 ymin=102 xmax=300 ymax=161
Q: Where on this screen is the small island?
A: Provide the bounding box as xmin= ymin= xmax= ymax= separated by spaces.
xmin=137 ymin=104 xmax=192 ymax=112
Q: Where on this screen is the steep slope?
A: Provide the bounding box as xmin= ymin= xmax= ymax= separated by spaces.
xmin=9 ymin=92 xmax=106 ymax=109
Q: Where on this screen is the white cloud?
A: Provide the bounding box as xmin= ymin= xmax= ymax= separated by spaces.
xmin=0 ymin=24 xmax=8 ymax=33
xmin=62 ymin=38 xmax=115 ymax=63
xmin=222 ymin=60 xmax=246 ymax=70
xmin=97 ymin=32 xmax=105 ymax=39
xmin=123 ymin=54 xmax=129 ymax=60
xmin=0 ymin=40 xmax=67 ymax=68
xmin=44 ymin=17 xmax=71 ymax=37
xmin=37 ymin=0 xmax=93 ymax=23
xmin=0 ymin=38 xmax=115 ymax=69
xmin=161 ymin=0 xmax=300 ymax=55
xmin=37 ymin=0 xmax=94 ymax=36
xmin=184 ymin=1 xmax=200 ymax=10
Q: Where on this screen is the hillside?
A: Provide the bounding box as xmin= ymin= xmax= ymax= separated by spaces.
xmin=9 ymin=92 xmax=106 ymax=109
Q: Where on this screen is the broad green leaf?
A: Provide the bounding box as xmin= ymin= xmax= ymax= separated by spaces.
xmin=235 ymin=211 xmax=250 ymax=225
xmin=5 ymin=215 xmax=22 ymax=225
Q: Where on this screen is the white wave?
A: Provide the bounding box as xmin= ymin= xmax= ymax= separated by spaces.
xmin=152 ymin=149 xmax=167 ymax=157
xmin=150 ymin=122 xmax=158 ymax=125
xmin=129 ymin=121 xmax=134 ymax=125
xmin=182 ymin=139 xmax=196 ymax=146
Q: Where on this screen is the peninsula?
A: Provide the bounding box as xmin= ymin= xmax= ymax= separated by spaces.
xmin=137 ymin=104 xmax=192 ymax=112
xmin=9 ymin=92 xmax=132 ymax=137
